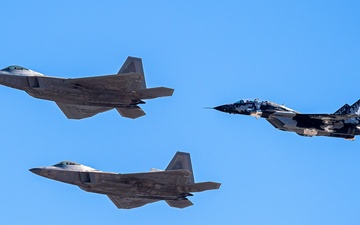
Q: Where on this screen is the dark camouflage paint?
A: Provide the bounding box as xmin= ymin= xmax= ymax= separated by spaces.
xmin=214 ymin=99 xmax=360 ymax=140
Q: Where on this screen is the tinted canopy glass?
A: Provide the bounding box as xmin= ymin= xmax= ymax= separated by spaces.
xmin=1 ymin=65 xmax=29 ymax=71
xmin=53 ymin=161 xmax=81 ymax=167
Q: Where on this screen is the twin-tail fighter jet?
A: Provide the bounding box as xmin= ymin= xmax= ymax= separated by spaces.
xmin=30 ymin=152 xmax=221 ymax=209
xmin=214 ymin=98 xmax=360 ymax=140
xmin=0 ymin=57 xmax=173 ymax=119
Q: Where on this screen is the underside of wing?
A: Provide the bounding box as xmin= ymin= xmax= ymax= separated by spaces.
xmin=108 ymin=195 xmax=158 ymax=209
xmin=56 ymin=102 xmax=112 ymax=119
xmin=116 ymin=106 xmax=145 ymax=119
xmin=66 ymin=73 xmax=144 ymax=92
xmin=266 ymin=112 xmax=359 ymax=129
xmin=266 ymin=111 xmax=297 ymax=130
xmin=266 ymin=117 xmax=284 ymax=130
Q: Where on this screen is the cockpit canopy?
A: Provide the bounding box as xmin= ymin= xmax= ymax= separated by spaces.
xmin=234 ymin=98 xmax=261 ymax=105
xmin=1 ymin=65 xmax=29 ymax=71
xmin=234 ymin=100 xmax=245 ymax=104
xmin=53 ymin=161 xmax=81 ymax=167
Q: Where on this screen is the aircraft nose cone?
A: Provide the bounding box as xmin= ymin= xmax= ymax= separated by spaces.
xmin=213 ymin=105 xmax=224 ymax=111
xmin=29 ymin=168 xmax=43 ymax=176
xmin=214 ymin=104 xmax=234 ymax=113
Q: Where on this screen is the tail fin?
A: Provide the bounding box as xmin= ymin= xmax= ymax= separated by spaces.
xmin=334 ymin=104 xmax=350 ymax=114
xmin=118 ymin=56 xmax=146 ymax=89
xmin=349 ymin=99 xmax=360 ymax=115
xmin=166 ymin=152 xmax=194 ymax=184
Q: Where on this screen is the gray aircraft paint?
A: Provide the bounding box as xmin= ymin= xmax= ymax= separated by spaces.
xmin=0 ymin=57 xmax=174 ymax=119
xmin=214 ymin=98 xmax=360 ymax=140
xmin=29 ymin=152 xmax=221 ymax=209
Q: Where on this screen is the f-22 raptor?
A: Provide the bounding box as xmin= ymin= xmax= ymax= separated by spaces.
xmin=30 ymin=152 xmax=221 ymax=209
xmin=214 ymin=98 xmax=360 ymax=140
xmin=0 ymin=57 xmax=173 ymax=119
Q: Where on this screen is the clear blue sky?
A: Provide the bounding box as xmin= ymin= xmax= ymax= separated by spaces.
xmin=1 ymin=1 xmax=360 ymax=225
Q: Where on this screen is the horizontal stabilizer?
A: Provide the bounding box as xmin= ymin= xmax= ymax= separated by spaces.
xmin=185 ymin=182 xmax=221 ymax=192
xmin=116 ymin=106 xmax=146 ymax=119
xmin=136 ymin=87 xmax=174 ymax=99
xmin=165 ymin=199 xmax=193 ymax=208
xmin=56 ymin=102 xmax=112 ymax=119
xmin=108 ymin=195 xmax=158 ymax=209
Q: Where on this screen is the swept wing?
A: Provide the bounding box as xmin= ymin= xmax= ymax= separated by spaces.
xmin=104 ymin=170 xmax=192 ymax=209
xmin=56 ymin=102 xmax=112 ymax=119
xmin=266 ymin=111 xmax=360 ymax=131
xmin=65 ymin=73 xmax=144 ymax=92
xmin=118 ymin=169 xmax=192 ymax=185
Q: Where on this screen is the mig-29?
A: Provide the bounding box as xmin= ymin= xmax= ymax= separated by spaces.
xmin=214 ymin=98 xmax=360 ymax=140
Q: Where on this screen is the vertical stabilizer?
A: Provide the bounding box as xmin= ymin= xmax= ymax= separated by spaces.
xmin=166 ymin=152 xmax=194 ymax=184
xmin=334 ymin=104 xmax=350 ymax=114
xmin=349 ymin=99 xmax=360 ymax=115
xmin=118 ymin=56 xmax=146 ymax=89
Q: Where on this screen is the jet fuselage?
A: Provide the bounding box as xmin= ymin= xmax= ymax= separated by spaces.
xmin=0 ymin=72 xmax=142 ymax=107
xmin=30 ymin=165 xmax=191 ymax=200
xmin=214 ymin=99 xmax=360 ymax=140
xmin=30 ymin=152 xmax=220 ymax=209
xmin=0 ymin=57 xmax=174 ymax=119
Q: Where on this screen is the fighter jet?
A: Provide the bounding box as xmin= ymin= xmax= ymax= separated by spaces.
xmin=214 ymin=98 xmax=360 ymax=140
xmin=0 ymin=57 xmax=174 ymax=119
xmin=29 ymin=152 xmax=221 ymax=209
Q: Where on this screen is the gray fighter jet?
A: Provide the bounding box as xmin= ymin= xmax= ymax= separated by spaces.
xmin=214 ymin=98 xmax=360 ymax=140
xmin=0 ymin=57 xmax=174 ymax=119
xmin=30 ymin=152 xmax=221 ymax=209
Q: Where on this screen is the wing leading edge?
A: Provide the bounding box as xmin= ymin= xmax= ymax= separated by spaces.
xmin=106 ymin=170 xmax=193 ymax=209
xmin=108 ymin=195 xmax=194 ymax=209
xmin=56 ymin=102 xmax=146 ymax=119
xmin=56 ymin=102 xmax=112 ymax=119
